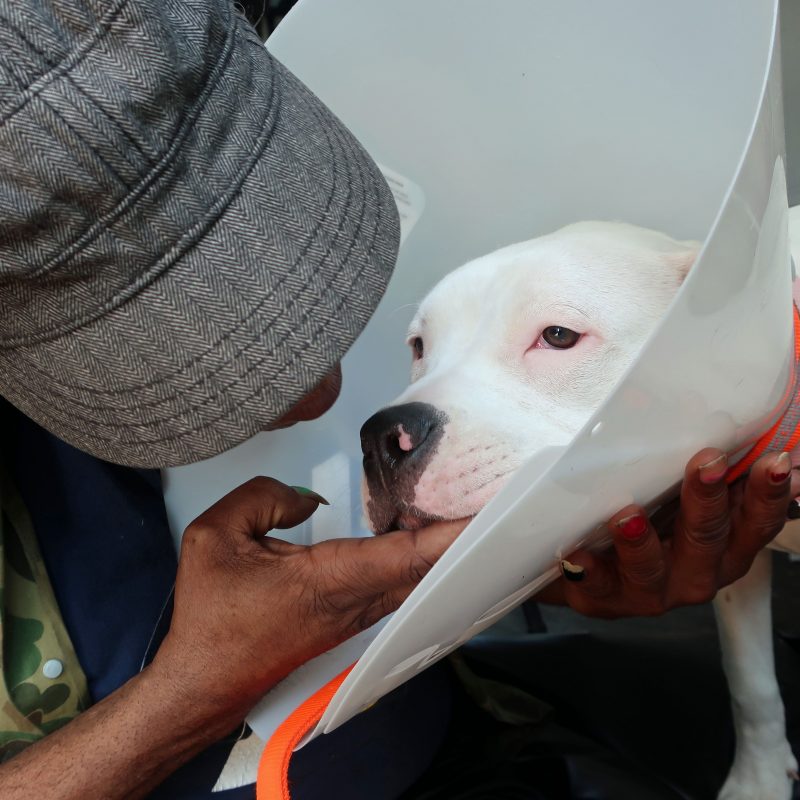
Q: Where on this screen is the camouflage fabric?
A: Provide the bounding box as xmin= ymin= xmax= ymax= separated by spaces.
xmin=0 ymin=463 xmax=90 ymax=762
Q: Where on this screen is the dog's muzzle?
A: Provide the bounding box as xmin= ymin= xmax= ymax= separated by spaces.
xmin=360 ymin=402 xmax=448 ymax=531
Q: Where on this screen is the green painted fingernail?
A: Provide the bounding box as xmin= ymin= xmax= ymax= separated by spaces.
xmin=290 ymin=486 xmax=330 ymax=505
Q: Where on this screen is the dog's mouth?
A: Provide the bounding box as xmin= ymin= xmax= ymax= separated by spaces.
xmin=377 ymin=509 xmax=445 ymax=535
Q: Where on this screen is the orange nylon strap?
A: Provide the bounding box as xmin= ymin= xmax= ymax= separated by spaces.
xmin=256 ymin=664 xmax=355 ymax=800
xmin=727 ymin=303 xmax=800 ymax=483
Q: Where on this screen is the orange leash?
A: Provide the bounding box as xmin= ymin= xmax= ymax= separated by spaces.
xmin=256 ymin=664 xmax=355 ymax=800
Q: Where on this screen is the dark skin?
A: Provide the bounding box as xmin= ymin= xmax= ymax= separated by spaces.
xmin=538 ymin=448 xmax=796 ymax=616
xmin=0 ymin=368 xmax=793 ymax=799
xmin=268 ymin=363 xmax=343 ymax=429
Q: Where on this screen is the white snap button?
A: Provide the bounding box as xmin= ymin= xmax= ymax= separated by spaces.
xmin=42 ymin=659 xmax=64 ymax=679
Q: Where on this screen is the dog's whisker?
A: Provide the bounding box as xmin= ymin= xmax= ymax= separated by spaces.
xmin=386 ymin=302 xmax=420 ymax=320
xmin=461 ymin=470 xmax=514 ymax=499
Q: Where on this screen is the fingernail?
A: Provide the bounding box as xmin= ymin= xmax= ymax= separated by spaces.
xmin=698 ymin=453 xmax=728 ymax=484
xmin=560 ymin=560 xmax=585 ymax=582
xmin=290 ymin=486 xmax=330 ymax=505
xmin=618 ymin=514 xmax=647 ymax=541
xmin=770 ymin=452 xmax=792 ymax=484
xmin=787 ymin=499 xmax=800 ymax=520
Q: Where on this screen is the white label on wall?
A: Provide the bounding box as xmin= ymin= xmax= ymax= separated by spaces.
xmin=377 ymin=163 xmax=425 ymax=245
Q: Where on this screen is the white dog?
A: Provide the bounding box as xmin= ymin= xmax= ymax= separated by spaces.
xmin=360 ymin=221 xmax=799 ymax=800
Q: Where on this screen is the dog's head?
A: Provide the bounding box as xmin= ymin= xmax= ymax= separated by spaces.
xmin=360 ymin=221 xmax=698 ymax=534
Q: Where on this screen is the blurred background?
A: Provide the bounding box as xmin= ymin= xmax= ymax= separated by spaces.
xmin=240 ymin=0 xmax=800 ymax=204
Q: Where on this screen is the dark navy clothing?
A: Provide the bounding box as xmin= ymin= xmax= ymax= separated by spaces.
xmin=2 ymin=401 xmax=452 ymax=799
xmin=6 ymin=404 xmax=178 ymax=705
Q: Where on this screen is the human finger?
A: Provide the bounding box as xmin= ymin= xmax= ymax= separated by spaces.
xmin=554 ymin=546 xmax=623 ymax=617
xmin=606 ymin=505 xmax=669 ymax=602
xmin=668 ymin=449 xmax=731 ymax=602
xmin=554 ymin=510 xmax=669 ymax=617
xmin=721 ymin=451 xmax=792 ymax=584
xmin=314 ymin=519 xmax=468 ymax=598
xmin=187 ymin=476 xmax=323 ymax=545
xmin=304 ymin=519 xmax=468 ymax=634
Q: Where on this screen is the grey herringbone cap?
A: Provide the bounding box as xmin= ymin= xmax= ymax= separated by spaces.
xmin=0 ymin=1 xmax=399 ymax=468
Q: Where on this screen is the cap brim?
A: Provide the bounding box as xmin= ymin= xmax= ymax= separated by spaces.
xmin=0 ymin=29 xmax=398 ymax=467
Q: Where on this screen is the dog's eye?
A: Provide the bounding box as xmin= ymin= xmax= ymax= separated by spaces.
xmin=540 ymin=326 xmax=581 ymax=349
xmin=410 ymin=336 xmax=424 ymax=360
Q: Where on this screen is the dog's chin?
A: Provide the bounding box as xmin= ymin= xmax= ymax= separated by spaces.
xmin=371 ymin=509 xmax=445 ymax=535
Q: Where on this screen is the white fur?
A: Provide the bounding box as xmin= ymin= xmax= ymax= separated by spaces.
xmin=715 ymin=553 xmax=797 ymax=800
xmin=370 ymin=221 xmax=695 ymax=520
xmin=363 ymin=220 xmax=798 ymax=800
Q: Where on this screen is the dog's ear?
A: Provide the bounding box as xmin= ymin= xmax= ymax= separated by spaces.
xmin=669 ymin=241 xmax=702 ymax=286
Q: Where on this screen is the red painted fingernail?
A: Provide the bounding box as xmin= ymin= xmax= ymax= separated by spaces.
xmin=698 ymin=453 xmax=727 ymax=484
xmin=770 ymin=452 xmax=791 ymax=484
xmin=618 ymin=514 xmax=647 ymax=540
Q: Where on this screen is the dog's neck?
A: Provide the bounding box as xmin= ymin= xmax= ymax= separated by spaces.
xmin=727 ymin=298 xmax=800 ymax=482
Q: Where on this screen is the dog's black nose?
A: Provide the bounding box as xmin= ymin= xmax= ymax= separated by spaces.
xmin=360 ymin=402 xmax=445 ymax=478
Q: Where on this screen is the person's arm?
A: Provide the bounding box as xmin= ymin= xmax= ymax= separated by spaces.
xmin=538 ymin=449 xmax=794 ymax=616
xmin=0 ymin=663 xmax=241 ymax=800
xmin=0 ymin=478 xmax=466 ymax=800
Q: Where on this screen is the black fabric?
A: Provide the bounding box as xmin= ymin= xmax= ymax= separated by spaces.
xmin=400 ymin=629 xmax=800 ymax=800
xmin=5 ymin=399 xmax=178 ymax=703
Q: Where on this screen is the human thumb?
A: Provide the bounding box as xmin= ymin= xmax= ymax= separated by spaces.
xmin=336 ymin=519 xmax=469 ymax=596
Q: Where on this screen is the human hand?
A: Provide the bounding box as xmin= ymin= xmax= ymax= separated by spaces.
xmin=150 ymin=477 xmax=465 ymax=725
xmin=536 ymin=448 xmax=795 ymax=618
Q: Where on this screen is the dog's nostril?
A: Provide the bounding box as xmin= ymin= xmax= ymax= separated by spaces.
xmin=384 ymin=425 xmax=419 ymax=459
xmin=384 ymin=434 xmax=401 ymax=459
xmin=360 ymin=402 xmax=446 ymax=468
xmin=395 ymin=425 xmax=415 ymax=453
